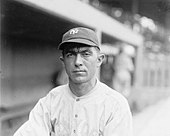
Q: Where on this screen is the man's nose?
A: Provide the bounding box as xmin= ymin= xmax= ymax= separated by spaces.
xmin=75 ymin=54 xmax=83 ymax=66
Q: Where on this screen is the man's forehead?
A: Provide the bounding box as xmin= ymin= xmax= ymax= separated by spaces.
xmin=64 ymin=44 xmax=92 ymax=51
xmin=69 ymin=46 xmax=91 ymax=51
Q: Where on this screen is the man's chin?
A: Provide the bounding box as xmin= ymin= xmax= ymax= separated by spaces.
xmin=71 ymin=77 xmax=87 ymax=84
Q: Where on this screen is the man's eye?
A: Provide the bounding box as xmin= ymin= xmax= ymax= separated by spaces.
xmin=66 ymin=53 xmax=74 ymax=57
xmin=82 ymin=52 xmax=90 ymax=56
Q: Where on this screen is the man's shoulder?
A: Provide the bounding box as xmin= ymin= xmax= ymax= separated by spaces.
xmin=98 ymin=82 xmax=131 ymax=118
xmin=99 ymin=82 xmax=129 ymax=106
xmin=99 ymin=81 xmax=122 ymax=97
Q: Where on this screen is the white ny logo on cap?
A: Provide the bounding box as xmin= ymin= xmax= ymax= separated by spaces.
xmin=69 ymin=28 xmax=79 ymax=35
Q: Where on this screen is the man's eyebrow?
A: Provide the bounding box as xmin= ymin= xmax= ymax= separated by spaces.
xmin=65 ymin=50 xmax=76 ymax=54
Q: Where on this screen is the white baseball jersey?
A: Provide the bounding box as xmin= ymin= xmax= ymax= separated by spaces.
xmin=14 ymin=80 xmax=133 ymax=136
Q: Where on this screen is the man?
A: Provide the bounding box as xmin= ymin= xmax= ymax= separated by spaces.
xmin=14 ymin=27 xmax=133 ymax=136
xmin=113 ymin=45 xmax=134 ymax=98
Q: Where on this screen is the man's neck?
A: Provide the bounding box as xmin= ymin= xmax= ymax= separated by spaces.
xmin=69 ymin=78 xmax=97 ymax=97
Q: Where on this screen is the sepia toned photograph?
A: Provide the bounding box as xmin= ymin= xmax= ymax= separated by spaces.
xmin=1 ymin=0 xmax=170 ymax=136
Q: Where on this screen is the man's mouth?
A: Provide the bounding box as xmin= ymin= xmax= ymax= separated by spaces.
xmin=73 ymin=70 xmax=85 ymax=73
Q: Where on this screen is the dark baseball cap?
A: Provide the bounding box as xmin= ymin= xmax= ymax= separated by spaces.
xmin=58 ymin=27 xmax=100 ymax=50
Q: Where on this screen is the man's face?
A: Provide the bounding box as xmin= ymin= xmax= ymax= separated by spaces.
xmin=61 ymin=45 xmax=103 ymax=84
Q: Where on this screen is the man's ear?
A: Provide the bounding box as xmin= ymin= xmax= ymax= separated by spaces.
xmin=60 ymin=56 xmax=64 ymax=62
xmin=97 ymin=54 xmax=105 ymax=67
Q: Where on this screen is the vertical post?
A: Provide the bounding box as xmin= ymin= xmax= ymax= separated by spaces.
xmin=132 ymin=0 xmax=139 ymax=14
xmin=0 ymin=11 xmax=2 ymax=134
xmin=165 ymin=6 xmax=170 ymax=31
xmin=95 ymin=28 xmax=102 ymax=80
xmin=134 ymin=39 xmax=144 ymax=88
xmin=0 ymin=7 xmax=2 ymax=108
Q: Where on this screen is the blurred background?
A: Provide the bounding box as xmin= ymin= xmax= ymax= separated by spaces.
xmin=1 ymin=0 xmax=170 ymax=136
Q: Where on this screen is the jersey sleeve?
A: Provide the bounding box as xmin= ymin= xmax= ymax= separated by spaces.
xmin=13 ymin=93 xmax=52 ymax=136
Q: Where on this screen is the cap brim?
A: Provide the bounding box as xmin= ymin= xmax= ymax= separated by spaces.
xmin=58 ymin=39 xmax=98 ymax=50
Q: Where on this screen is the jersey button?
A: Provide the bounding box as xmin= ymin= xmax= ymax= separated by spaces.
xmin=76 ymin=98 xmax=80 ymax=101
xmin=75 ymin=114 xmax=78 ymax=118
